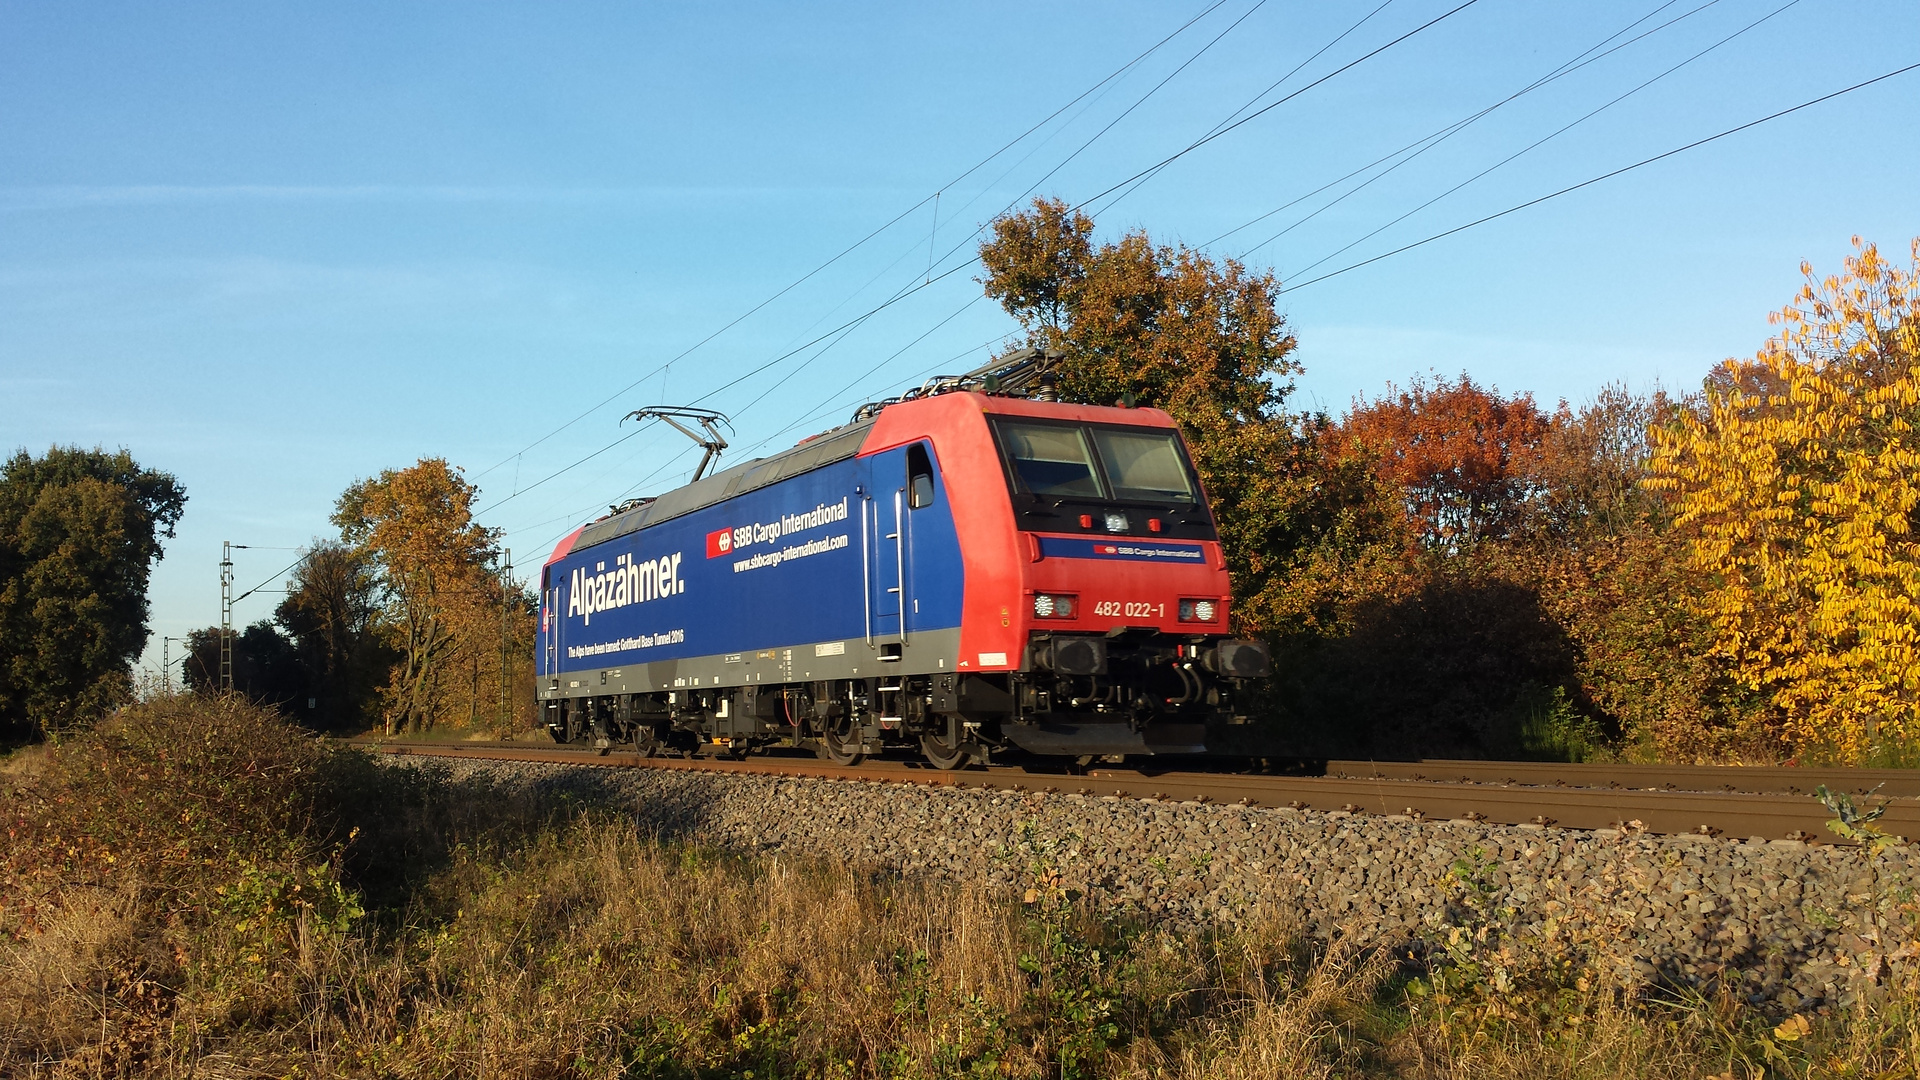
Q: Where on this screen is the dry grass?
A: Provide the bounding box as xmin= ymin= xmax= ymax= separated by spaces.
xmin=9 ymin=695 xmax=1920 ymax=1078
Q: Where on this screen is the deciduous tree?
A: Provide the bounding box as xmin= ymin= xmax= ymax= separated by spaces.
xmin=0 ymin=447 xmax=185 ymax=738
xmin=274 ymin=541 xmax=391 ymax=732
xmin=980 ymin=199 xmax=1329 ymax=632
xmin=1326 ymin=374 xmax=1551 ymax=548
xmin=1648 ymin=239 xmax=1920 ymax=761
xmin=334 ymin=459 xmax=498 ymax=734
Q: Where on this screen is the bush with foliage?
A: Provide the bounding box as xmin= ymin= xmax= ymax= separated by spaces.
xmin=12 ymin=694 xmax=1920 ymax=1076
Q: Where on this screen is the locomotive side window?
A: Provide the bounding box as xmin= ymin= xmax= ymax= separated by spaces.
xmin=906 ymin=444 xmax=936 ymax=509
xmin=997 ymin=421 xmax=1105 ymax=498
xmin=1090 ymin=429 xmax=1196 ymax=503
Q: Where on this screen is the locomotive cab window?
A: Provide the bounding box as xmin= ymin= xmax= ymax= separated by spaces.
xmin=1090 ymin=429 xmax=1195 ymax=503
xmin=906 ymin=444 xmax=936 ymax=509
xmin=996 ymin=421 xmax=1104 ymax=498
xmin=991 ymin=416 xmax=1216 ymax=540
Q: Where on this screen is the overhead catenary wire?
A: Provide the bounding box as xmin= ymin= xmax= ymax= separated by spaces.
xmin=1071 ymin=0 xmax=1486 ymax=212
xmin=1084 ymin=0 xmax=1404 ymax=218
xmin=492 ymin=0 xmax=1487 ymax=524
xmin=1006 ymin=0 xmax=1274 ymax=204
xmin=670 ymin=0 xmax=1455 ymax=452
xmin=1210 ymin=0 xmax=1717 ymax=253
xmin=1275 ymin=0 xmax=1805 ymax=275
xmin=729 ymin=294 xmax=990 ymax=426
xmin=733 ymin=331 xmax=1015 ymax=461
xmin=232 ymin=555 xmax=307 ymax=606
xmin=469 ymin=0 xmax=1237 ymax=485
xmin=880 ymin=0 xmax=1435 ymax=325
xmin=1278 ymin=62 xmax=1920 ymax=293
xmin=672 ymin=0 xmax=1275 ymax=424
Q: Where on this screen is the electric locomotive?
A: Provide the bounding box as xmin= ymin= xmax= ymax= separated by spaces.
xmin=534 ymin=349 xmax=1270 ymax=767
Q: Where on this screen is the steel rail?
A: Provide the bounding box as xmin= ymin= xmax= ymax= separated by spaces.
xmin=1322 ymin=759 xmax=1920 ymax=798
xmin=353 ymin=740 xmax=1907 ymax=845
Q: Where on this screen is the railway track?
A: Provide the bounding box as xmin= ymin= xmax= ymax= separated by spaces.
xmin=1321 ymin=758 xmax=1920 ymax=798
xmin=355 ymin=739 xmax=1920 ymax=845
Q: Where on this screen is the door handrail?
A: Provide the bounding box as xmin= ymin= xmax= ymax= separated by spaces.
xmin=893 ymin=488 xmax=908 ymax=646
xmin=860 ymin=495 xmax=872 ymax=646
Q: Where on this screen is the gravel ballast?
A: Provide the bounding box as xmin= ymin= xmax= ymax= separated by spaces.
xmin=400 ymin=756 xmax=1920 ymax=1010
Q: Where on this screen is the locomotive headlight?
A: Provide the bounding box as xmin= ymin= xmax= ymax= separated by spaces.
xmin=1178 ymin=598 xmax=1219 ymax=622
xmin=1032 ymin=593 xmax=1078 ymax=619
xmin=1104 ymin=511 xmax=1129 ymax=532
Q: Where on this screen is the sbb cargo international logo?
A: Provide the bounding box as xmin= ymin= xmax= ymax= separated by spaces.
xmin=707 ymin=498 xmax=852 ymax=559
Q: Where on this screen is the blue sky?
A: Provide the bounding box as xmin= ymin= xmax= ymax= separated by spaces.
xmin=1 ymin=0 xmax=1915 ymax=681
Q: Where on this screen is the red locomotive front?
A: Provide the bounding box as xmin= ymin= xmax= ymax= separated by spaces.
xmin=862 ymin=383 xmax=1268 ymax=762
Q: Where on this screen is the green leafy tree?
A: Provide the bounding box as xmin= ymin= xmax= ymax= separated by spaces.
xmin=181 ymin=620 xmax=304 ymax=708
xmin=979 ymin=198 xmax=1333 ymax=632
xmin=274 ymin=541 xmax=393 ymax=732
xmin=0 ymin=447 xmax=185 ymax=738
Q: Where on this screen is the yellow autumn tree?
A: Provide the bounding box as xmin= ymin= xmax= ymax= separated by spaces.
xmin=1648 ymin=239 xmax=1920 ymax=761
xmin=333 ymin=458 xmax=532 ymax=735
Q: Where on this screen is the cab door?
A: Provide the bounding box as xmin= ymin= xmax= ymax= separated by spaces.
xmin=864 ymin=453 xmax=906 ymax=647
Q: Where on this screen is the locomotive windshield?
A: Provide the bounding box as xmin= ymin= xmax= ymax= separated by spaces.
xmin=1089 ymin=428 xmax=1196 ymax=503
xmin=997 ymin=422 xmax=1104 ymax=498
xmin=993 ymin=419 xmax=1199 ymax=505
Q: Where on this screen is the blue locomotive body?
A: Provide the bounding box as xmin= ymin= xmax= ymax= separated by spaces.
xmin=536 ymin=439 xmax=965 ymax=700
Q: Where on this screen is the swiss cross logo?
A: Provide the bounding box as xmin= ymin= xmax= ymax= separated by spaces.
xmin=706 ymin=528 xmax=733 ymax=559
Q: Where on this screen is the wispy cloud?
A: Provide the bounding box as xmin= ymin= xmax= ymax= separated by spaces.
xmin=0 ymin=183 xmax=900 ymax=212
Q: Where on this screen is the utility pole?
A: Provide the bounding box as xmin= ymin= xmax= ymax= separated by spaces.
xmin=161 ymin=635 xmax=182 ymax=693
xmin=220 ymin=542 xmax=234 ymax=691
xmin=499 ymin=548 xmax=513 ymax=732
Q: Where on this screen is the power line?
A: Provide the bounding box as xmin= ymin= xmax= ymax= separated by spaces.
xmin=1085 ymin=0 xmax=1403 ymax=217
xmin=734 ymin=294 xmax=990 ymax=427
xmin=684 ymin=0 xmax=1273 ymax=423
xmin=1278 ymin=0 xmax=1803 ymax=276
xmin=490 ymin=0 xmax=1478 ymax=523
xmin=1280 ymin=62 xmax=1920 ymax=293
xmin=1010 ymin=0 xmax=1274 ymax=202
xmin=821 ymin=0 xmax=1295 ymax=355
xmin=232 ymin=555 xmax=305 ymax=605
xmin=1073 ymin=0 xmax=1486 ymax=212
xmin=475 ymin=424 xmax=653 ymax=514
xmin=1213 ymin=0 xmax=1716 ymax=253
xmin=469 ymin=0 xmax=1236 ymax=484
xmin=735 ymin=332 xmax=1014 ymax=460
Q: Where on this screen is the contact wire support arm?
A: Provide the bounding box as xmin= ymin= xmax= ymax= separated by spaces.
xmin=624 ymin=406 xmax=733 ymax=482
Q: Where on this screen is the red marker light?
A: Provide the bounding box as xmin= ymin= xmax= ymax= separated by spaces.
xmin=1079 ymin=514 xmax=1093 ymax=528
xmin=1148 ymin=518 xmax=1162 ymax=532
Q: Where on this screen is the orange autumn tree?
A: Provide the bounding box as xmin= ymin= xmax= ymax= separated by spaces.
xmin=1648 ymin=239 xmax=1920 ymax=761
xmin=333 ymin=458 xmax=528 ymax=734
xmin=1326 ymin=374 xmax=1551 ymax=548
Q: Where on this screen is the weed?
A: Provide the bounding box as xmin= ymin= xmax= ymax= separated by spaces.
xmin=1818 ymin=784 xmax=1905 ymax=853
xmin=13 ymin=695 xmax=1920 ymax=1077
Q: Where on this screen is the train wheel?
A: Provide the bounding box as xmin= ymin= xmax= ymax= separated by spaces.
xmin=631 ymin=724 xmax=659 ymax=757
xmin=817 ymin=713 xmax=864 ymax=766
xmin=921 ymin=721 xmax=971 ymax=770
